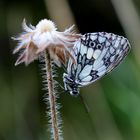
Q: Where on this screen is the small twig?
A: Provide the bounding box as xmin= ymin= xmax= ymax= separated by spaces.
xmin=44 ymin=50 xmax=60 ymax=140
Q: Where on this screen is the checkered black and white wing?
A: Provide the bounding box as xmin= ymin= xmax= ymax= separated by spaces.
xmin=67 ymin=32 xmax=131 ymax=87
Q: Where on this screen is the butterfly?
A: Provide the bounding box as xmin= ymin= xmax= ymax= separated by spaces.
xmin=63 ymin=32 xmax=131 ymax=96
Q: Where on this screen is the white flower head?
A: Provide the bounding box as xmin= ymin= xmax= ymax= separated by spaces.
xmin=13 ymin=19 xmax=81 ymax=66
xmin=35 ymin=19 xmax=57 ymax=33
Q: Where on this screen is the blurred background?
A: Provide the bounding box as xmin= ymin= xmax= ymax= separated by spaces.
xmin=0 ymin=0 xmax=140 ymax=140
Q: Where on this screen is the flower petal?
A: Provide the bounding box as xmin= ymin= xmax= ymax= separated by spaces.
xmin=22 ymin=19 xmax=34 ymax=32
xmin=15 ymin=51 xmax=26 ymax=66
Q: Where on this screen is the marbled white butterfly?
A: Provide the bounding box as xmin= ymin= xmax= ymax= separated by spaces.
xmin=63 ymin=32 xmax=131 ymax=96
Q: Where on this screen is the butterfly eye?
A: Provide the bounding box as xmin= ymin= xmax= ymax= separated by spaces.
xmin=70 ymin=90 xmax=79 ymax=96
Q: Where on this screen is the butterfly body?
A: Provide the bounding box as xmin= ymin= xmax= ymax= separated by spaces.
xmin=63 ymin=32 xmax=131 ymax=96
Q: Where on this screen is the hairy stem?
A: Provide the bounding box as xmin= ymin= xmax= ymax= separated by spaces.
xmin=44 ymin=50 xmax=60 ymax=140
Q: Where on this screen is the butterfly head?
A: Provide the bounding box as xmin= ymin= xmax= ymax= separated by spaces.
xmin=63 ymin=73 xmax=80 ymax=96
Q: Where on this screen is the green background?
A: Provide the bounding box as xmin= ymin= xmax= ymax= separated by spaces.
xmin=0 ymin=0 xmax=140 ymax=140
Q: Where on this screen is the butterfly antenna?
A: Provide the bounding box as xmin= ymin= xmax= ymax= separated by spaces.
xmin=79 ymin=94 xmax=96 ymax=132
xmin=79 ymin=94 xmax=90 ymax=114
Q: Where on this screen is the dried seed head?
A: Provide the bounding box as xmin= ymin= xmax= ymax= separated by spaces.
xmin=13 ymin=18 xmax=81 ymax=66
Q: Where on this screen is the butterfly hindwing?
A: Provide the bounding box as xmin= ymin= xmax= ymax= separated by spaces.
xmin=69 ymin=32 xmax=130 ymax=86
xmin=64 ymin=32 xmax=131 ymax=96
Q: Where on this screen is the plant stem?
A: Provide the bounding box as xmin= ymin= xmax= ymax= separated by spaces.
xmin=44 ymin=50 xmax=60 ymax=140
